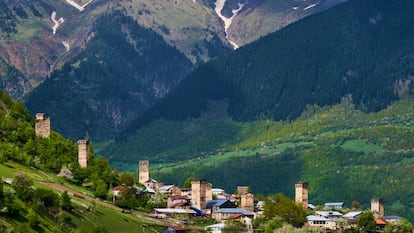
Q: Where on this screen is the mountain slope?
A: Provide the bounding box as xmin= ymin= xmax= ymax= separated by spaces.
xmin=119 ymin=0 xmax=414 ymax=139
xmin=1 ymin=0 xmax=347 ymax=141
xmin=226 ymin=0 xmax=348 ymax=46
xmin=25 ymin=12 xmax=193 ymax=139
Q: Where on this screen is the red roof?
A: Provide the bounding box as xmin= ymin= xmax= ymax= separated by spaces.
xmin=375 ymin=218 xmax=387 ymax=225
xmin=169 ymin=195 xmax=188 ymax=200
xmin=171 ymin=226 xmax=185 ymax=231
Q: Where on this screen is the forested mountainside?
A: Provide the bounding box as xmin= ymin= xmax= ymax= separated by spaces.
xmin=25 ymin=12 xmax=193 ymax=140
xmin=119 ymin=0 xmax=414 ymax=139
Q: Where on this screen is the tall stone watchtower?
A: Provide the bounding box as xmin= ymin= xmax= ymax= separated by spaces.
xmin=138 ymin=160 xmax=150 ymax=184
xmin=371 ymin=198 xmax=384 ymax=218
xmin=191 ymin=179 xmax=212 ymax=210
xmin=77 ymin=140 xmax=89 ymax=168
xmin=295 ymin=182 xmax=309 ymax=210
xmin=35 ymin=113 xmax=50 ymax=138
xmin=241 ymin=193 xmax=255 ymax=212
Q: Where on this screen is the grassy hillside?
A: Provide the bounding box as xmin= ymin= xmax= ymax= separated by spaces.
xmin=0 ymin=90 xmax=165 ymax=232
xmin=0 ymin=161 xmax=163 ymax=233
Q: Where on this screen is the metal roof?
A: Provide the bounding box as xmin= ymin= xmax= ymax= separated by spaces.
xmin=315 ymin=211 xmax=343 ymax=217
xmin=159 ymin=185 xmax=175 ymax=190
xmin=343 ymin=211 xmax=362 ymax=218
xmin=307 ymin=215 xmax=333 ymax=222
xmin=216 ymin=208 xmax=254 ymax=216
xmin=324 ymin=202 xmax=344 ymax=206
xmin=154 ymin=208 xmax=196 ymax=214
xmin=206 ymin=199 xmax=229 ymax=208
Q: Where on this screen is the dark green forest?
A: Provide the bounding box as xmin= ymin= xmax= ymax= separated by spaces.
xmin=25 ymin=11 xmax=194 ymax=140
xmin=121 ymin=0 xmax=414 ymax=140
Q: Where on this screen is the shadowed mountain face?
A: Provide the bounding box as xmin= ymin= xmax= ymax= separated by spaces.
xmin=25 ymin=12 xmax=193 ymax=140
xmin=109 ymin=0 xmax=414 ymax=159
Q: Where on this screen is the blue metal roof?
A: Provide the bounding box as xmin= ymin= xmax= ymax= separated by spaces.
xmin=206 ymin=199 xmax=229 ymax=208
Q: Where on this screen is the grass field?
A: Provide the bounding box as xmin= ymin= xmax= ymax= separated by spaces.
xmin=0 ymin=161 xmax=165 ymax=233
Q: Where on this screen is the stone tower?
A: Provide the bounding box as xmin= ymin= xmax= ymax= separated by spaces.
xmin=237 ymin=186 xmax=249 ymax=195
xmin=138 ymin=160 xmax=150 ymax=184
xmin=35 ymin=113 xmax=50 ymax=138
xmin=191 ymin=179 xmax=212 ymax=210
xmin=371 ymin=198 xmax=384 ymax=218
xmin=77 ymin=140 xmax=89 ymax=168
xmin=241 ymin=193 xmax=255 ymax=212
xmin=295 ymin=182 xmax=309 ymax=210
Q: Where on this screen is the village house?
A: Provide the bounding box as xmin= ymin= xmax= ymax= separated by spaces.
xmin=167 ymin=195 xmax=190 ymax=208
xmin=159 ymin=184 xmax=181 ymax=196
xmin=212 ymin=208 xmax=254 ymax=222
xmin=206 ymin=199 xmax=237 ymax=214
xmin=212 ymin=188 xmax=228 ymax=199
xmin=306 ymin=215 xmax=336 ymax=230
xmin=343 ymin=211 xmax=362 ymax=225
xmin=315 ymin=211 xmax=343 ymax=220
xmin=112 ymin=185 xmax=129 ymax=201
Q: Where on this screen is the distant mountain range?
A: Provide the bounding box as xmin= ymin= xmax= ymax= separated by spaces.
xmin=0 ymin=0 xmax=345 ymax=139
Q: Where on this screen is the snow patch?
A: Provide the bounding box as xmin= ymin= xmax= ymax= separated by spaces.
xmin=51 ymin=11 xmax=64 ymax=35
xmin=65 ymin=0 xmax=94 ymax=12
xmin=62 ymin=41 xmax=70 ymax=51
xmin=214 ymin=0 xmax=247 ymax=49
xmin=304 ymin=3 xmax=317 ymax=11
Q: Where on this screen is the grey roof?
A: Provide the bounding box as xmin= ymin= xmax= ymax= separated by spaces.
xmin=159 ymin=185 xmax=175 ymax=190
xmin=256 ymin=201 xmax=265 ymax=206
xmin=216 ymin=208 xmax=254 ymax=216
xmin=343 ymin=211 xmax=362 ymax=218
xmin=384 ymin=215 xmax=401 ymax=220
xmin=307 ymin=215 xmax=333 ymax=222
xmin=324 ymin=202 xmax=344 ymax=206
xmin=308 ymin=203 xmax=316 ymax=209
xmin=315 ymin=211 xmax=343 ymax=218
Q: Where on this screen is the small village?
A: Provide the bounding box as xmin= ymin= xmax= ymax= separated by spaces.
xmin=33 ymin=113 xmax=405 ymax=232
xmin=116 ymin=160 xmax=401 ymax=233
